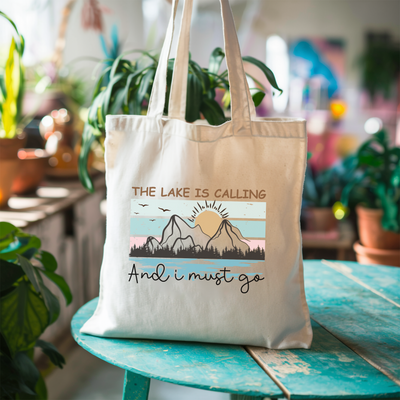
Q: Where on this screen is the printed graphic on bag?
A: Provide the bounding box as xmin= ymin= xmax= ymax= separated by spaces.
xmin=129 ymin=199 xmax=266 ymax=293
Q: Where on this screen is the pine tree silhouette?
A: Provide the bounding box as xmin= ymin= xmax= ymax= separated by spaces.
xmin=129 ymin=239 xmax=265 ymax=260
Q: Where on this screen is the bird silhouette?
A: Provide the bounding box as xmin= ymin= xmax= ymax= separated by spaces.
xmin=138 ymin=204 xmax=149 ymax=207
xmin=158 ymin=207 xmax=171 ymax=212
xmin=149 ymin=219 xmax=156 ymax=221
xmin=134 ymin=212 xmax=139 ymax=214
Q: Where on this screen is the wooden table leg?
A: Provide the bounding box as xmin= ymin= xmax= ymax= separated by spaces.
xmin=122 ymin=370 xmax=150 ymax=400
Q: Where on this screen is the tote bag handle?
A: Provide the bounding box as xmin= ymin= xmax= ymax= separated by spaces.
xmin=147 ymin=0 xmax=255 ymax=136
xmin=168 ymin=0 xmax=256 ymax=126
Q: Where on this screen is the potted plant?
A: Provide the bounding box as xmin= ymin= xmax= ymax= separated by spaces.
xmin=0 ymin=12 xmax=27 ymax=206
xmin=302 ymin=157 xmax=355 ymax=232
xmin=341 ymin=130 xmax=400 ymax=266
xmin=0 ymin=222 xmax=72 ymax=398
xmin=0 ymin=13 xmax=51 ymax=200
xmin=78 ymin=48 xmax=282 ymax=192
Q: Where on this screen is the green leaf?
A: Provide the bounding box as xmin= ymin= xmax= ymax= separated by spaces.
xmin=358 ymin=154 xmax=383 ymax=167
xmin=34 ymin=270 xmax=60 ymax=324
xmin=92 ymin=66 xmax=112 ymax=100
xmin=377 ymin=183 xmax=399 ymax=232
xmin=35 ymin=340 xmax=65 ymax=369
xmin=33 ymin=372 xmax=47 ymax=400
xmin=0 ymin=352 xmax=39 ymax=398
xmin=251 ymin=90 xmax=265 ymax=107
xmin=0 ymin=354 xmax=23 ymax=398
xmin=209 ymin=47 xmax=225 ymax=75
xmin=78 ymin=124 xmax=96 ymax=192
xmin=109 ymin=53 xmax=126 ymax=81
xmin=391 ymin=165 xmax=400 ymax=187
xmin=0 ymin=332 xmax=12 ymax=359
xmin=200 ymin=98 xmax=226 ymax=126
xmin=35 ymin=251 xmax=57 ymax=272
xmin=221 ymin=90 xmax=230 ymax=108
xmin=16 ymin=255 xmax=40 ymax=293
xmin=0 ymin=259 xmax=24 ymax=292
xmin=128 ymin=95 xmax=142 ymax=115
xmin=88 ymin=90 xmax=106 ymax=131
xmin=101 ymin=72 xmax=125 ymax=117
xmin=242 ymin=56 xmax=283 ymax=94
xmin=0 ymin=280 xmax=48 ymax=355
xmin=108 ymin=88 xmax=126 ymax=115
xmin=185 ymin=74 xmax=202 ymax=122
xmin=137 ymin=68 xmax=155 ymax=105
xmin=13 ymin=352 xmax=39 ymax=396
xmin=40 ymin=270 xmax=72 ymax=306
xmin=123 ymin=72 xmax=139 ymax=105
xmin=0 ymin=222 xmax=18 ymax=239
xmin=341 ymin=171 xmax=368 ymax=207
xmin=190 ymin=60 xmax=210 ymax=94
xmin=390 ymin=147 xmax=400 ymax=158
xmin=0 ymin=11 xmax=25 ymax=55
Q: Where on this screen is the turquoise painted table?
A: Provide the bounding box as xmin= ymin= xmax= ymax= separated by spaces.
xmin=71 ymin=260 xmax=400 ymax=399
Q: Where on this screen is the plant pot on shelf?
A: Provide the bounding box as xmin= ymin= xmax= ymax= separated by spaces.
xmin=11 ymin=149 xmax=50 ymax=195
xmin=354 ymin=205 xmax=400 ymax=267
xmin=303 ymin=207 xmax=337 ymax=232
xmin=0 ymin=136 xmax=26 ymax=207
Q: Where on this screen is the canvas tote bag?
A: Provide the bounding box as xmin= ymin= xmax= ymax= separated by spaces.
xmin=81 ymin=0 xmax=313 ymax=349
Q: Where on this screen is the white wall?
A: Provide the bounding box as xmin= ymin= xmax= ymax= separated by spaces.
xmin=63 ymin=0 xmax=144 ymax=85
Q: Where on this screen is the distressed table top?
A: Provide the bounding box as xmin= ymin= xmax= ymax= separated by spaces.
xmin=71 ymin=260 xmax=400 ymax=399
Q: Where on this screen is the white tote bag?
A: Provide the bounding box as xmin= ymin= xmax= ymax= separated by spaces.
xmin=81 ymin=0 xmax=312 ymax=349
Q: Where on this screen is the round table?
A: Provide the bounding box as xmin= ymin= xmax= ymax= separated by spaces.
xmin=71 ymin=260 xmax=400 ymax=400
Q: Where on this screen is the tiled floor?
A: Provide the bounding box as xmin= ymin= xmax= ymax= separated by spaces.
xmin=46 ymin=344 xmax=230 ymax=400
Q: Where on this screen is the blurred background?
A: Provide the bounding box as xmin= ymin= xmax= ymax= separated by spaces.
xmin=0 ymin=0 xmax=399 ymax=399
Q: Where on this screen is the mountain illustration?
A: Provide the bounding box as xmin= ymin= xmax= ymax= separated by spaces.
xmin=160 ymin=215 xmax=210 ymax=250
xmin=206 ymin=220 xmax=250 ymax=254
xmin=129 ymin=215 xmax=265 ymax=260
xmin=145 ymin=237 xmax=161 ymax=253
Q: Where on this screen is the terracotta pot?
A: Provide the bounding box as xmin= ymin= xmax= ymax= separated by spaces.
xmin=354 ymin=241 xmax=400 ymax=267
xmin=303 ymin=207 xmax=337 ymax=232
xmin=11 ymin=149 xmax=50 ymax=195
xmin=0 ymin=136 xmax=26 ymax=207
xmin=356 ymin=205 xmax=400 ymax=250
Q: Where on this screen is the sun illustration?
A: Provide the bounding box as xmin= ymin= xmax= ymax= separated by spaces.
xmin=195 ymin=210 xmax=222 ymax=237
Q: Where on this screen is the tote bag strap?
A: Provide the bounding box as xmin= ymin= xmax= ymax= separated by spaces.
xmin=168 ymin=0 xmax=256 ymax=128
xmin=147 ymin=0 xmax=255 ymax=136
xmin=147 ymin=0 xmax=179 ymax=119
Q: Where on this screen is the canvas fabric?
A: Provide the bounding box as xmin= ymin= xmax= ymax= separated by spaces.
xmin=81 ymin=0 xmax=313 ymax=349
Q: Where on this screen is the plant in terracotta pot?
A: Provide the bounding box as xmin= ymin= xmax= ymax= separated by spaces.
xmin=341 ymin=129 xmax=400 ymax=266
xmin=78 ymin=48 xmax=282 ymax=192
xmin=0 ymin=12 xmax=27 ymax=206
xmin=0 ymin=12 xmax=51 ymax=199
